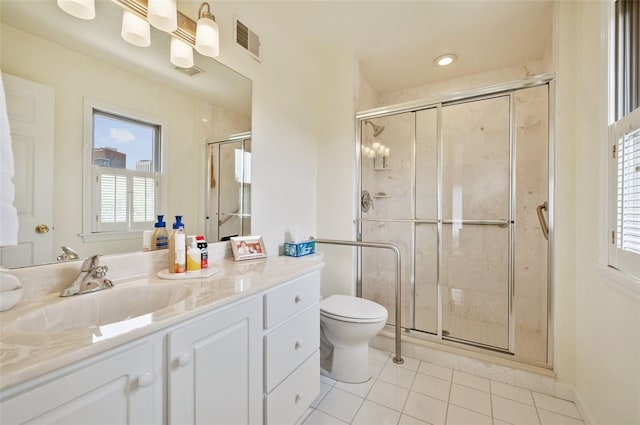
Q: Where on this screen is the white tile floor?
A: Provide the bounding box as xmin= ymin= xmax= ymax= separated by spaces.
xmin=299 ymin=348 xmax=584 ymax=425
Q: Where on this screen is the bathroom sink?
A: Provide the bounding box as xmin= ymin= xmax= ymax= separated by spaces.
xmin=13 ymin=283 xmax=193 ymax=335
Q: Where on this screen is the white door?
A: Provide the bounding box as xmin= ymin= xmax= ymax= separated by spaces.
xmin=0 ymin=73 xmax=54 ymax=268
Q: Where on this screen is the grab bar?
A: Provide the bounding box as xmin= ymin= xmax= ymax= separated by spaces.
xmin=536 ymin=201 xmax=549 ymax=240
xmin=314 ymin=238 xmax=404 ymax=365
xmin=442 ymin=219 xmax=509 ymax=227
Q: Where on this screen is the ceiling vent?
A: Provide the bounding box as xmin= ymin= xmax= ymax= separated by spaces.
xmin=172 ymin=65 xmax=205 ymax=76
xmin=235 ymin=18 xmax=260 ymax=62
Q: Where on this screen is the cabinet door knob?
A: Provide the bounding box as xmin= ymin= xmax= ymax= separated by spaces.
xmin=294 ymin=294 xmax=303 ymax=303
xmin=295 ymin=392 xmax=303 ymax=403
xmin=137 ymin=372 xmax=154 ymax=388
xmin=178 ymin=352 xmax=193 ymax=367
xmin=294 ymin=340 xmax=303 ymax=350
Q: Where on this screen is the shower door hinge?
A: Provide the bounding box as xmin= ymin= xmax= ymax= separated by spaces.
xmin=612 ymin=144 xmax=617 ymax=159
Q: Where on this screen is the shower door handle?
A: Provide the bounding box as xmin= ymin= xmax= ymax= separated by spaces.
xmin=536 ymin=201 xmax=549 ymax=240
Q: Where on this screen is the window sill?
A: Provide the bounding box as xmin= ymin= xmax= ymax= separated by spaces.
xmin=80 ymin=231 xmax=143 ymax=243
xmin=596 ymin=265 xmax=640 ymax=302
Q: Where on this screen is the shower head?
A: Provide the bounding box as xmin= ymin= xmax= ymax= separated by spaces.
xmin=365 ymin=121 xmax=385 ymax=137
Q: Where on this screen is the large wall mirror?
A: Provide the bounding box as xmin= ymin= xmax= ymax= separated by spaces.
xmin=0 ymin=0 xmax=252 ymax=268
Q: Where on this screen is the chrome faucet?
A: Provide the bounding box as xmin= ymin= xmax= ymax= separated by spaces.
xmin=60 ymin=254 xmax=113 ymax=297
xmin=56 ymin=246 xmax=80 ymax=262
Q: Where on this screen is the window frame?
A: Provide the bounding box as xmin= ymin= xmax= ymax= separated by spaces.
xmin=607 ymin=0 xmax=640 ymax=282
xmin=82 ymin=98 xmax=165 ymax=242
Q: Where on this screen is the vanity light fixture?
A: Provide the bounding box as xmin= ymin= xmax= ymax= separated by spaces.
xmin=59 ymin=0 xmax=220 ymax=67
xmin=147 ymin=0 xmax=178 ymax=33
xmin=121 ymin=9 xmax=151 ymax=47
xmin=195 ymin=2 xmax=220 ymax=58
xmin=434 ymin=53 xmax=457 ymax=67
xmin=170 ymin=36 xmax=194 ymax=68
xmin=57 ymin=0 xmax=95 ymax=20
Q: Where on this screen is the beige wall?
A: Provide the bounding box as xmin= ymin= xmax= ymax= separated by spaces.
xmin=209 ymin=2 xmax=320 ymax=257
xmin=561 ymin=1 xmax=640 ymax=424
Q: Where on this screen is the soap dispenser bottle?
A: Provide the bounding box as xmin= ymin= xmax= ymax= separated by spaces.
xmin=151 ymin=215 xmax=168 ymax=250
xmin=168 ymin=216 xmax=185 ymax=273
xmin=173 ymin=226 xmax=186 ymax=274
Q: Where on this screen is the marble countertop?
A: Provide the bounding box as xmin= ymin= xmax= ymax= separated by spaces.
xmin=0 ymin=254 xmax=324 ymax=392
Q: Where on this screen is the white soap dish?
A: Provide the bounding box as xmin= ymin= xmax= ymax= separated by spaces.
xmin=0 ymin=273 xmax=23 ymax=311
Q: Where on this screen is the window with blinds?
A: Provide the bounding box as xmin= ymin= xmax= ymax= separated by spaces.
xmin=609 ymin=0 xmax=640 ymax=279
xmin=91 ymin=108 xmax=161 ymax=233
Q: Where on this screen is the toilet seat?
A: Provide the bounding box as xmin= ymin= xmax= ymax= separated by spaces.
xmin=320 ymin=295 xmax=387 ymax=324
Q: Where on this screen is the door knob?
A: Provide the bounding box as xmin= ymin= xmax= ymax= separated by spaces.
xmin=177 ymin=352 xmax=193 ymax=367
xmin=137 ymin=372 xmax=154 ymax=388
xmin=35 ymin=224 xmax=50 ymax=234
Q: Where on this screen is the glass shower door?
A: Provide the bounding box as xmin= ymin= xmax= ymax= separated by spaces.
xmin=440 ymin=96 xmax=511 ymax=350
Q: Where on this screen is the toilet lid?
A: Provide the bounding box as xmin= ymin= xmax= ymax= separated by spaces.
xmin=320 ymin=295 xmax=388 ymax=321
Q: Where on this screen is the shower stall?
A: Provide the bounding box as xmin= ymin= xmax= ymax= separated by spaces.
xmin=205 ymin=132 xmax=252 ymax=242
xmin=357 ymin=75 xmax=553 ymax=366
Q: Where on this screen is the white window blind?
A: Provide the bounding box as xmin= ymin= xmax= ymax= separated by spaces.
xmin=616 ymin=122 xmax=640 ymax=253
xmin=99 ymin=173 xmax=127 ymax=223
xmin=94 ymin=167 xmax=159 ymax=232
xmin=132 ymin=176 xmax=156 ymax=223
xmin=611 ymin=108 xmax=640 ymax=278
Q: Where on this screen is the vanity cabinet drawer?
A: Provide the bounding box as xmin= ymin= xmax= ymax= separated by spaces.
xmin=265 ymin=351 xmax=319 ymax=425
xmin=263 ymin=271 xmax=319 ymax=329
xmin=264 ymin=304 xmax=319 ymax=392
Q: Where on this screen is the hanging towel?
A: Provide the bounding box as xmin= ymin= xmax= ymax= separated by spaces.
xmin=0 ymin=73 xmax=19 ymax=246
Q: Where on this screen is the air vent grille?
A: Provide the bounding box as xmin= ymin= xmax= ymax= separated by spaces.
xmin=172 ymin=65 xmax=205 ymax=76
xmin=235 ymin=18 xmax=260 ymax=61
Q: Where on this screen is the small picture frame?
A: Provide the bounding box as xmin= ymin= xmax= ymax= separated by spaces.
xmin=230 ymin=235 xmax=267 ymax=261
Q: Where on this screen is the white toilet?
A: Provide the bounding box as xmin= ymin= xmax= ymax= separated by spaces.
xmin=320 ymin=294 xmax=388 ymax=383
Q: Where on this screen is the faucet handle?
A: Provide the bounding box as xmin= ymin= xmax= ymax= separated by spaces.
xmin=81 ymin=254 xmax=102 ymax=272
xmin=93 ymin=265 xmax=109 ymax=278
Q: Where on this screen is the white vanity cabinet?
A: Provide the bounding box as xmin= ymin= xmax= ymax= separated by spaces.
xmin=263 ymin=271 xmax=321 ymax=425
xmin=0 ymin=265 xmax=323 ymax=425
xmin=167 ymin=295 xmax=263 ymax=425
xmin=0 ymin=340 xmax=160 ymax=425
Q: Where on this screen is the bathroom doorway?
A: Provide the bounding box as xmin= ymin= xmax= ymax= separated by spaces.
xmin=357 ymin=76 xmax=552 ymax=366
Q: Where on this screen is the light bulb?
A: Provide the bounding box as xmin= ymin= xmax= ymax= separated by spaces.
xmin=121 ymin=10 xmax=150 ymax=47
xmin=170 ymin=37 xmax=194 ymax=68
xmin=147 ymin=0 xmax=177 ymax=32
xmin=434 ymin=54 xmax=457 ymax=67
xmin=195 ymin=15 xmax=220 ymax=58
xmin=57 ymin=0 xmax=95 ymax=20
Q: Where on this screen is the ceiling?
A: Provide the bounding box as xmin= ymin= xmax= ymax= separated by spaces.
xmin=228 ymin=0 xmax=554 ymax=94
xmin=3 ymin=0 xmax=554 ymax=102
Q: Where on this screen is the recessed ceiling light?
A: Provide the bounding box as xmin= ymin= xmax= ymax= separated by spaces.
xmin=434 ymin=54 xmax=457 ymax=67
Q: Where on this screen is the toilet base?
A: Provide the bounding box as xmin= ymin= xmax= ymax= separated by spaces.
xmin=321 ymin=343 xmax=371 ymax=384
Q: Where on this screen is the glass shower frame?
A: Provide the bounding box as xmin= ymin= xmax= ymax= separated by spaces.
xmin=355 ymin=74 xmax=555 ymax=368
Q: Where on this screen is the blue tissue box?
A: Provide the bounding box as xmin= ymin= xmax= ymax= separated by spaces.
xmin=283 ymin=240 xmax=316 ymax=257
